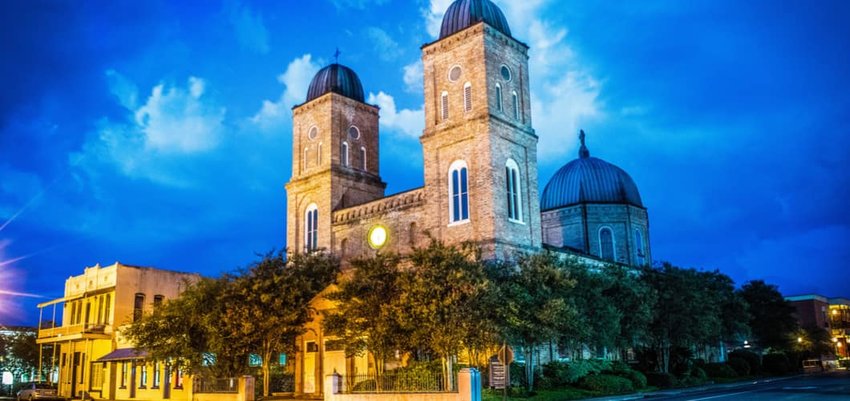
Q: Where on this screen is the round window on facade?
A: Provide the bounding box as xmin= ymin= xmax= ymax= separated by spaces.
xmin=308 ymin=126 xmax=319 ymax=141
xmin=500 ymin=65 xmax=512 ymax=82
xmin=448 ymin=65 xmax=463 ymax=82
xmin=348 ymin=126 xmax=360 ymax=140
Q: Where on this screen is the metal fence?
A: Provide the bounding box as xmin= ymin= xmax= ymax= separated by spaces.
xmin=193 ymin=377 xmax=238 ymax=393
xmin=338 ymin=372 xmax=457 ymax=393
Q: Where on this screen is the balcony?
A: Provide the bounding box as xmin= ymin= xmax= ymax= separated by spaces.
xmin=37 ymin=323 xmax=113 ymax=343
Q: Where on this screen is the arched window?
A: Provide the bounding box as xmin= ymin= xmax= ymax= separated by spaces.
xmin=360 ymin=147 xmax=367 ymax=170
xmin=505 ymin=159 xmax=522 ymax=222
xmin=409 ymin=222 xmax=417 ymax=246
xmin=512 ymin=91 xmax=520 ymax=120
xmin=634 ymin=229 xmax=646 ymax=266
xmin=303 ymin=147 xmax=309 ymax=170
xmin=448 ymin=160 xmax=470 ymax=224
xmin=441 ymin=91 xmax=449 ymax=121
xmin=305 ymin=204 xmax=319 ymax=252
xmin=495 ymin=83 xmax=503 ymax=112
xmin=463 ymin=82 xmax=472 ymax=112
xmin=317 ymin=143 xmax=322 ymax=164
xmin=340 ymin=238 xmax=348 ymax=257
xmin=599 ymin=227 xmax=616 ymax=262
xmin=341 ymin=142 xmax=349 ymax=166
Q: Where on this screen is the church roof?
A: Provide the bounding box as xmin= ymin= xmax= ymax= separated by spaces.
xmin=440 ymin=0 xmax=512 ymax=40
xmin=541 ymin=131 xmax=644 ymax=211
xmin=306 ymin=63 xmax=365 ymax=103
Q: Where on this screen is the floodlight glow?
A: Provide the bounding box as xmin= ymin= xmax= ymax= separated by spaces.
xmin=368 ymin=225 xmax=388 ymax=249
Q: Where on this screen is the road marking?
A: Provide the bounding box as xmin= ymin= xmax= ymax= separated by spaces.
xmin=781 ymin=386 xmax=817 ymax=390
xmin=686 ymin=390 xmax=756 ymax=400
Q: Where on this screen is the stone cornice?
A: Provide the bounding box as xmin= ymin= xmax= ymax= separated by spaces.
xmin=332 ymin=188 xmax=425 ymax=225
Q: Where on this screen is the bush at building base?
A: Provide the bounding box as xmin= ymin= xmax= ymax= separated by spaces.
xmin=645 ymin=372 xmax=678 ymax=388
xmin=703 ymin=362 xmax=738 ymax=378
xmin=763 ymin=353 xmax=791 ymax=375
xmin=728 ymin=350 xmax=762 ymax=374
xmin=727 ymin=357 xmax=751 ymax=376
xmin=578 ymin=374 xmax=634 ymax=393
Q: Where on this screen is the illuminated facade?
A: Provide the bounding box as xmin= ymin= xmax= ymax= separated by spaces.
xmin=284 ymin=0 xmax=651 ymax=396
xmin=787 ymin=294 xmax=850 ymax=358
xmin=36 ymin=262 xmax=199 ymax=400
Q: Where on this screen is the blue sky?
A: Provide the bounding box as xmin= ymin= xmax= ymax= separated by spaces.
xmin=1 ymin=0 xmax=849 ymax=325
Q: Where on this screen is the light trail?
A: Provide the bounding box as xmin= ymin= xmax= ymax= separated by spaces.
xmin=0 ymin=169 xmax=68 ymax=233
xmin=0 ymin=289 xmax=44 ymax=298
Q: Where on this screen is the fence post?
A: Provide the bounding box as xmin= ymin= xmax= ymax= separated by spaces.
xmin=457 ymin=368 xmax=481 ymax=401
xmin=238 ymin=376 xmax=254 ymax=401
xmin=323 ymin=372 xmax=341 ymax=400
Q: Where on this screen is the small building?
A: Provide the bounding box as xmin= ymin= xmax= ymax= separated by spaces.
xmin=786 ymin=294 xmax=849 ymax=359
xmin=36 ymin=262 xmax=200 ymax=400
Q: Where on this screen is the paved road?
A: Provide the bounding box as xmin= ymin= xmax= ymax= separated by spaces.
xmin=643 ymin=371 xmax=850 ymax=401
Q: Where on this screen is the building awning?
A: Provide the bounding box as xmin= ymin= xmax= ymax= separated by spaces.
xmin=97 ymin=348 xmax=148 ymax=362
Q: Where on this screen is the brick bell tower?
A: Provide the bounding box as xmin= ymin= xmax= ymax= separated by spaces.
xmin=285 ymin=63 xmax=386 ymax=253
xmin=420 ymin=0 xmax=542 ymax=258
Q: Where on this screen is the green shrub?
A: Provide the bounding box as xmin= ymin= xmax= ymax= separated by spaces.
xmin=763 ymin=353 xmax=791 ymax=376
xmin=578 ymin=374 xmax=634 ymax=393
xmin=645 ymin=372 xmax=678 ymax=388
xmin=615 ymin=369 xmax=647 ymax=389
xmin=703 ymin=362 xmax=738 ymax=378
xmin=540 ymin=359 xmax=611 ymax=387
xmin=690 ymin=366 xmax=708 ymax=381
xmin=729 ymin=350 xmax=762 ymax=374
xmin=727 ymin=357 xmax=751 ymax=376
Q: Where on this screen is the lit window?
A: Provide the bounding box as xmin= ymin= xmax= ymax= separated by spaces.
xmin=133 ymin=293 xmax=145 ymax=322
xmin=463 ymin=82 xmax=472 ymax=112
xmin=305 ymin=204 xmax=319 ymax=252
xmin=341 ymin=142 xmax=349 ymax=166
xmin=139 ymin=362 xmax=147 ymax=388
xmin=448 ymin=160 xmax=470 ymax=224
xmin=505 ymin=159 xmax=522 ymax=222
xmin=634 ymin=229 xmax=646 ymax=266
xmin=441 ymin=91 xmax=449 ymax=121
xmin=599 ymin=227 xmax=616 ymax=262
xmin=153 ymin=361 xmax=161 ymax=388
xmin=495 ymin=83 xmax=503 ymax=112
xmin=360 ymin=147 xmax=367 ymax=170
xmin=512 ymin=91 xmax=520 ymax=120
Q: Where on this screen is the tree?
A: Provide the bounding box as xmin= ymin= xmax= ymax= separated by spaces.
xmin=738 ymin=280 xmax=799 ymax=352
xmin=125 ymin=250 xmax=340 ymax=396
xmin=324 ymin=252 xmax=410 ymax=380
xmin=0 ymin=329 xmax=42 ymax=385
xmin=641 ymin=264 xmax=744 ymax=373
xmin=402 ymin=241 xmax=491 ymax=390
xmin=225 ymin=251 xmax=340 ymax=397
xmin=487 ymin=252 xmax=577 ymax=392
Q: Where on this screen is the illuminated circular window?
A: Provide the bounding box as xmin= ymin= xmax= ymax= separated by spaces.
xmin=368 ymin=225 xmax=388 ymax=249
xmin=348 ymin=126 xmax=360 ymax=140
xmin=448 ymin=65 xmax=463 ymax=82
xmin=500 ymin=65 xmax=512 ymax=82
xmin=308 ymin=126 xmax=319 ymax=141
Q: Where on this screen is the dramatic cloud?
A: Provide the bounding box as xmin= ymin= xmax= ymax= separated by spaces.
xmin=402 ymin=60 xmax=424 ymax=93
xmin=367 ymin=92 xmax=424 ymax=139
xmin=78 ymin=72 xmax=226 ymax=186
xmin=366 ymin=27 xmax=402 ymax=61
xmin=252 ymin=54 xmax=322 ymax=130
xmin=228 ymin=2 xmax=270 ymax=54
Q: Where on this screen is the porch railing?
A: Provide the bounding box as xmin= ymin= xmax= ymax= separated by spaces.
xmin=337 ymin=372 xmax=456 ymax=393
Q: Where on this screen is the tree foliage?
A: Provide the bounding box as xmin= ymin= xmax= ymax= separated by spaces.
xmin=324 ymin=252 xmax=410 ymax=377
xmin=487 ymin=252 xmax=577 ymax=391
xmin=124 ymin=250 xmax=339 ymax=396
xmin=738 ymin=280 xmax=799 ymax=352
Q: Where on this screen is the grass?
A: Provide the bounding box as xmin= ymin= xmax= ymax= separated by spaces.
xmin=482 ymin=388 xmax=599 ymax=401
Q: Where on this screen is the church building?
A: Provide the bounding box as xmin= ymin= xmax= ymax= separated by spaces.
xmin=286 ymin=0 xmax=651 ymax=395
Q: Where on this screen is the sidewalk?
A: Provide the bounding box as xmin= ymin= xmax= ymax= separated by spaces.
xmin=584 ymin=375 xmax=801 ymax=401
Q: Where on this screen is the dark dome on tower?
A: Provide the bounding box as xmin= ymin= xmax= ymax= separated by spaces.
xmin=440 ymin=0 xmax=512 ymax=39
xmin=541 ymin=131 xmax=644 ymax=211
xmin=306 ymin=63 xmax=365 ymax=103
